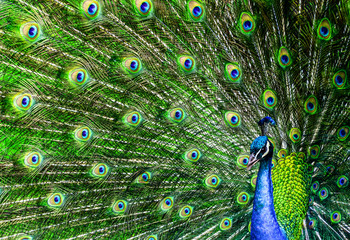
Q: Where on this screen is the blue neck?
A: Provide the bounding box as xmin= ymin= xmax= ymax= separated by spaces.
xmin=250 ymin=156 xmax=287 ymax=240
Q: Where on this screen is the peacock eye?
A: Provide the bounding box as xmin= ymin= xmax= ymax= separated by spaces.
xmin=135 ymin=0 xmax=153 ymax=17
xmin=188 ymin=1 xmax=205 ymax=21
xmin=178 ymin=55 xmax=196 ymax=73
xmin=82 ymin=0 xmax=101 ymax=19
xmin=113 ymin=200 xmax=128 ymax=214
xmin=21 ymin=22 xmax=40 ymax=42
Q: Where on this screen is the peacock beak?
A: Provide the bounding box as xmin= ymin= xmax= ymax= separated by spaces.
xmin=247 ymin=153 xmax=260 ymax=171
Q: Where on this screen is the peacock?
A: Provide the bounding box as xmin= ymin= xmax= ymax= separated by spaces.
xmin=0 ymin=0 xmax=349 ymax=239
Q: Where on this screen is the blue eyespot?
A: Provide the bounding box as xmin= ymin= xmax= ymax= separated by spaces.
xmin=242 ymin=158 xmax=248 ymax=165
xmin=192 ymin=6 xmax=202 ymax=17
xmin=321 ymin=190 xmax=325 ymax=196
xmin=339 ymin=129 xmax=346 ymax=137
xmin=54 ymin=196 xmax=60 ymax=204
xmin=309 ymin=221 xmax=313 ymax=226
xmin=282 ymin=154 xmax=285 ymax=157
xmin=191 ymin=151 xmax=198 ymax=159
xmin=307 ymin=102 xmax=314 ymax=111
xmin=267 ymin=97 xmax=274 ymax=105
xmin=32 ymin=154 xmax=38 ymax=164
xmin=175 ymin=110 xmax=182 ymax=119
xmin=184 ymin=59 xmax=193 ymax=69
xmin=281 ymin=55 xmax=289 ymax=64
xmin=77 ymin=71 xmax=85 ymax=82
xmin=82 ymin=129 xmax=89 ymax=139
xmin=224 ymin=220 xmax=229 ymax=226
xmin=21 ymin=96 xmax=30 ymax=108
xmin=184 ymin=207 xmax=190 ymax=214
xmin=130 ymin=60 xmax=139 ymax=71
xmin=242 ymin=195 xmax=247 ymax=201
xmin=311 ymin=149 xmax=316 ymax=155
xmin=243 ymin=20 xmax=252 ymax=30
xmin=140 ymin=1 xmax=150 ymax=13
xmin=131 ymin=114 xmax=139 ymax=123
xmin=28 ymin=26 xmax=38 ymax=38
xmin=333 ymin=213 xmax=338 ymax=219
xmin=313 ymin=183 xmax=317 ymax=189
xmin=231 ymin=116 xmax=238 ymax=124
xmin=339 ymin=177 xmax=345 ymax=185
xmin=142 ymin=173 xmax=148 ymax=181
xmin=293 ymin=134 xmax=299 ymax=140
xmin=118 ymin=202 xmax=124 ymax=209
xmin=211 ymin=177 xmax=217 ymax=184
xmin=335 ymin=75 xmax=343 ymax=85
xmin=99 ymin=166 xmax=105 ymax=174
xmin=88 ymin=3 xmax=97 ymax=15
xmin=230 ymin=69 xmax=239 ymax=79
xmin=320 ymin=26 xmax=329 ymax=37
xmin=165 ymin=199 xmax=171 ymax=206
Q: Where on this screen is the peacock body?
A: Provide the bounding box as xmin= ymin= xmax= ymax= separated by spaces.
xmin=0 ymin=0 xmax=349 ymax=239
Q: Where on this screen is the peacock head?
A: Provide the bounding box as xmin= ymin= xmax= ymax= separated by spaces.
xmin=247 ymin=136 xmax=274 ymax=170
xmin=247 ymin=117 xmax=275 ymax=170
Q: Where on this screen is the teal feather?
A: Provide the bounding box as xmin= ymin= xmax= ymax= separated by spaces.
xmin=0 ymin=0 xmax=349 ymax=239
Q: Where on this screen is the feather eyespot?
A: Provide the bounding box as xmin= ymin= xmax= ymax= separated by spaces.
xmin=309 ymin=196 xmax=314 ymax=205
xmin=309 ymin=145 xmax=320 ymax=159
xmin=317 ymin=18 xmax=331 ymax=40
xmin=69 ymin=68 xmax=88 ymax=86
xmin=168 ymin=108 xmax=186 ymax=123
xmin=178 ymin=56 xmax=196 ymax=73
xmin=205 ymin=175 xmax=221 ymax=188
xmin=113 ymin=200 xmax=128 ymax=213
xmin=160 ymin=197 xmax=174 ymax=211
xmin=21 ymin=22 xmax=40 ymax=42
xmin=311 ymin=181 xmax=319 ymax=193
xmin=237 ymin=192 xmax=250 ymax=205
xmin=319 ymin=187 xmax=328 ymax=200
xmin=83 ymin=0 xmax=101 ymax=19
xmin=188 ymin=1 xmax=205 ymax=21
xmin=135 ymin=0 xmax=153 ymax=17
xmin=123 ymin=57 xmax=142 ymax=74
xmin=278 ymin=149 xmax=287 ymax=158
xmin=14 ymin=94 xmax=34 ymax=111
xmin=146 ymin=235 xmax=157 ymax=240
xmin=278 ymin=47 xmax=292 ymax=68
xmin=336 ymin=126 xmax=349 ymax=141
xmin=332 ymin=70 xmax=346 ymax=89
xmin=251 ymin=175 xmax=257 ymax=188
xmin=220 ymin=218 xmax=232 ymax=230
xmin=337 ymin=175 xmax=348 ymax=188
xmin=240 ymin=12 xmax=255 ymax=34
xmin=330 ymin=211 xmax=341 ymax=223
xmin=24 ymin=152 xmax=43 ymax=168
xmin=236 ymin=155 xmax=249 ymax=168
xmin=262 ymin=90 xmax=277 ymax=109
xmin=136 ymin=171 xmax=152 ymax=184
xmin=179 ymin=205 xmax=193 ymax=218
xmin=184 ymin=149 xmax=201 ymax=162
xmin=289 ymin=128 xmax=301 ymax=143
xmin=225 ymin=111 xmax=241 ymax=127
xmin=75 ymin=126 xmax=92 ymax=142
xmin=91 ymin=163 xmax=109 ymax=178
xmin=48 ymin=193 xmax=64 ymax=207
xmin=308 ymin=218 xmax=316 ymax=229
xmin=124 ymin=111 xmax=143 ymax=127
xmin=304 ymin=95 xmax=318 ymax=115
xmin=225 ymin=63 xmax=242 ymax=82
xmin=17 ymin=235 xmax=33 ymax=240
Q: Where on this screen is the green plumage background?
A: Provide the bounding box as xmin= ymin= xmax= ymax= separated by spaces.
xmin=0 ymin=0 xmax=349 ymax=239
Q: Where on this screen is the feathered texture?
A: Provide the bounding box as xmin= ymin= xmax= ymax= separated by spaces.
xmin=0 ymin=0 xmax=349 ymax=239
